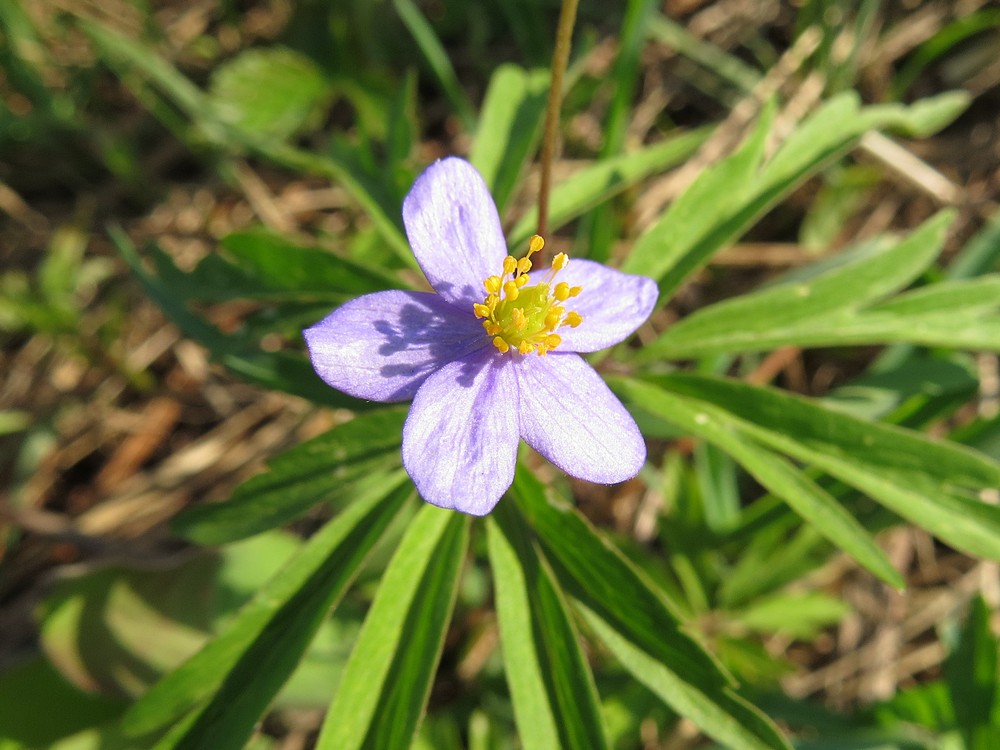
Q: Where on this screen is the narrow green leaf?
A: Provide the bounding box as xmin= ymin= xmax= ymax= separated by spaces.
xmin=392 ymin=0 xmax=476 ymax=131
xmin=581 ymin=610 xmax=791 ymax=750
xmin=316 ymin=505 xmax=470 ymax=750
xmin=642 ymin=211 xmax=953 ymax=359
xmin=489 ymin=500 xmax=611 ymax=750
xmin=653 ymin=373 xmax=1000 ymax=561
xmin=470 ymin=65 xmax=549 ymax=215
xmin=622 ymin=102 xmax=773 ymax=293
xmin=123 ymin=485 xmax=409 ymax=741
xmin=112 ymin=229 xmax=366 ymax=408
xmin=616 ymin=379 xmax=904 ymax=588
xmin=510 ymin=466 xmax=727 ymax=684
xmin=508 ymin=127 xmax=709 ymax=249
xmin=945 ymin=596 xmax=998 ymax=746
xmin=172 ymin=409 xmax=407 ymax=544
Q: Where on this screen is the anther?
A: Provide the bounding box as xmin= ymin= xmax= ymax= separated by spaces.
xmin=503 ymin=280 xmax=520 ymax=300
xmin=516 ymin=257 xmax=532 ymax=275
xmin=564 ymin=311 xmax=583 ymax=328
xmin=473 ymin=303 xmax=491 ymax=318
xmin=493 ymin=336 xmax=510 ymax=353
xmin=529 ymin=235 xmax=545 ymax=254
xmin=552 ymin=253 xmax=569 ymax=271
xmin=503 ymin=256 xmax=517 ymax=276
xmin=518 ymin=341 xmax=534 ymax=355
xmin=554 ymin=282 xmax=570 ymax=301
xmin=484 ymin=276 xmax=502 ymax=294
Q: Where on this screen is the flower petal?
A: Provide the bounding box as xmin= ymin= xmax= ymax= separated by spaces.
xmin=303 ymin=290 xmax=487 ymax=402
xmin=515 ymin=353 xmax=645 ymax=483
xmin=549 ymin=259 xmax=657 ymax=352
xmin=403 ymin=349 xmax=519 ymax=515
xmin=402 ymin=158 xmax=508 ymax=309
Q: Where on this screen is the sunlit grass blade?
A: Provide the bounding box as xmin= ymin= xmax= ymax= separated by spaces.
xmin=488 ymin=500 xmax=611 ymax=750
xmin=641 ymin=211 xmax=954 ymax=359
xmin=82 ymin=18 xmax=414 ymax=266
xmin=579 ymin=0 xmax=657 ymax=262
xmin=614 ymin=379 xmax=904 ymax=589
xmin=652 ymin=373 xmax=1000 ymax=561
xmin=509 ymin=465 xmax=793 ymax=750
xmin=315 ymin=505 xmax=470 ymax=750
xmin=122 ymin=484 xmax=411 ymax=744
xmin=470 ymin=65 xmax=550 ymax=215
xmin=621 ymin=101 xmax=772 ymax=294
xmin=507 ymin=127 xmax=709 ymax=249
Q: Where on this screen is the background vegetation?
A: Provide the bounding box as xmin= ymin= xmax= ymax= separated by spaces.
xmin=2 ymin=0 xmax=1000 ymax=748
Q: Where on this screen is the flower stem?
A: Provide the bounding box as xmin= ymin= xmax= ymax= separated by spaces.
xmin=537 ymin=0 xmax=579 ymax=242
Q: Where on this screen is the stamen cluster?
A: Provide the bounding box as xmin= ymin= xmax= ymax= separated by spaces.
xmin=473 ymin=235 xmax=583 ymax=356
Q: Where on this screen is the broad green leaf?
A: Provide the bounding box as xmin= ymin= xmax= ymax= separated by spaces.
xmin=122 ymin=486 xmax=408 ymax=742
xmin=470 ymin=65 xmax=549 ymax=215
xmin=507 ymin=128 xmax=709 ymax=249
xmin=489 ymin=500 xmax=610 ymax=750
xmin=172 ymin=409 xmax=407 ymax=544
xmin=208 ymin=47 xmax=331 ymax=139
xmin=652 ymin=373 xmax=1000 ymax=561
xmin=316 ymin=505 xmax=470 ymax=750
xmin=621 ymin=101 xmax=772 ymax=293
xmin=642 ymin=211 xmax=955 ymax=359
xmin=614 ymin=379 xmax=904 ymax=588
xmin=945 ymin=596 xmax=999 ymax=748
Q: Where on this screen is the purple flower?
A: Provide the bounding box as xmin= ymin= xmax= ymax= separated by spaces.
xmin=304 ymin=157 xmax=656 ymax=516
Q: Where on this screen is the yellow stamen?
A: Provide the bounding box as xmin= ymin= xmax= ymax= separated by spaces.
xmin=472 ymin=234 xmax=584 ymax=357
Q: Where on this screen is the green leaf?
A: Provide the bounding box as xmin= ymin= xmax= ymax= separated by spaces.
xmin=508 ymin=128 xmax=709 ymax=249
xmin=112 ymin=228 xmax=365 ymax=409
xmin=488 ymin=500 xmax=610 ymax=750
xmin=470 ymin=64 xmax=549 ymax=215
xmin=642 ymin=211 xmax=954 ymax=359
xmin=945 ymin=596 xmax=999 ymax=748
xmin=733 ymin=592 xmax=852 ymax=639
xmin=622 ymin=101 xmax=772 ymax=294
xmin=315 ymin=505 xmax=470 ymax=750
xmin=172 ymin=409 xmax=407 ymax=544
xmin=122 ymin=485 xmax=409 ymax=743
xmin=582 ymin=613 xmax=791 ymax=750
xmin=208 ymin=47 xmax=331 ymax=139
xmin=650 ymin=373 xmax=1000 ymax=561
xmin=615 ymin=379 xmax=904 ymax=588
xmin=392 ymin=0 xmax=476 ymax=131
xmin=124 ymin=487 xmax=412 ymax=750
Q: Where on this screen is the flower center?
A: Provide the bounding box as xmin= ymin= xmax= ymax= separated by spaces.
xmin=473 ymin=235 xmax=583 ymax=356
